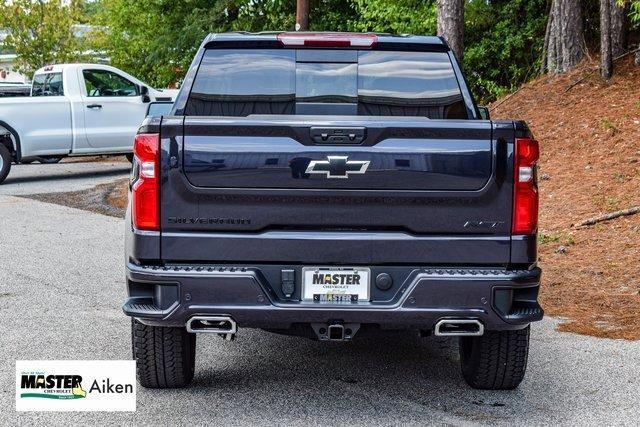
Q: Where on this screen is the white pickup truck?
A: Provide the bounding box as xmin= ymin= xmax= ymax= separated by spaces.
xmin=0 ymin=63 xmax=177 ymax=184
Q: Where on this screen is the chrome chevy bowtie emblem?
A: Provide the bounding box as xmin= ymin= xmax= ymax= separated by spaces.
xmin=305 ymin=156 xmax=370 ymax=179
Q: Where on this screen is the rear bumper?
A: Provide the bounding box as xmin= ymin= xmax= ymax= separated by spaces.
xmin=124 ymin=263 xmax=543 ymax=332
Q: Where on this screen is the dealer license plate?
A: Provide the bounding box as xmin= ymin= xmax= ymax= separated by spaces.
xmin=302 ymin=267 xmax=370 ymax=302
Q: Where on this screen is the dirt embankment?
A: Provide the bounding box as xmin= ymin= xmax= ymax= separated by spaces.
xmin=491 ymin=56 xmax=640 ymax=340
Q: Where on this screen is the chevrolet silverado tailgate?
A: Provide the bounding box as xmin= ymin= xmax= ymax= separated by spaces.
xmin=159 ymin=116 xmax=514 ymax=265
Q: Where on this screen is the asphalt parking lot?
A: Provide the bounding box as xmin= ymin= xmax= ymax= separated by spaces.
xmin=1 ymin=161 xmax=639 ymax=425
xmin=0 ymin=159 xmax=131 ymax=196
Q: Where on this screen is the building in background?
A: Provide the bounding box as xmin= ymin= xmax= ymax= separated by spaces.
xmin=0 ymin=29 xmax=29 ymax=84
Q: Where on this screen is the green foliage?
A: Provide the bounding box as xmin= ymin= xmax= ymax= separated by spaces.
xmin=77 ymin=0 xmax=103 ymax=24
xmin=234 ymin=0 xmax=295 ymax=31
xmin=0 ymin=0 xmax=85 ymax=76
xmin=617 ymin=1 xmax=640 ymax=23
xmin=309 ymin=0 xmax=359 ymax=32
xmin=352 ymin=0 xmax=437 ymax=34
xmin=235 ymin=0 xmax=435 ymax=35
xmin=463 ymin=0 xmax=548 ymax=102
xmin=629 ymin=1 xmax=640 ymax=23
xmin=91 ymin=0 xmax=242 ymax=87
xmin=234 ymin=0 xmax=358 ymax=32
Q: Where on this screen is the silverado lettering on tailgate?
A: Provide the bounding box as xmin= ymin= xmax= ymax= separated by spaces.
xmin=168 ymin=217 xmax=251 ymax=225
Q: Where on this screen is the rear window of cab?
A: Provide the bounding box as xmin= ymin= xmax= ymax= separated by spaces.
xmin=185 ymin=49 xmax=468 ymax=119
xmin=31 ymin=73 xmax=64 ymax=96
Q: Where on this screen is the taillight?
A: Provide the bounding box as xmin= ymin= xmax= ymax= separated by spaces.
xmin=512 ymin=137 xmax=539 ymax=235
xmin=132 ymin=133 xmax=160 ymax=231
xmin=277 ymin=32 xmax=377 ymax=48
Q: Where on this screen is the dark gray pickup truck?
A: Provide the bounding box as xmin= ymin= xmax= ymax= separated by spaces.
xmin=124 ymin=32 xmax=543 ymax=390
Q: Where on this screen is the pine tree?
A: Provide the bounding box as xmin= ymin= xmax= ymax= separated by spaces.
xmin=542 ymin=0 xmax=586 ymax=73
xmin=610 ymin=0 xmax=627 ymax=57
xmin=437 ymin=0 xmax=464 ymax=63
xmin=601 ymin=0 xmax=613 ymax=78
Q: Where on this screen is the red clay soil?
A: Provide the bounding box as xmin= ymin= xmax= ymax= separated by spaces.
xmin=491 ymin=56 xmax=640 ymax=340
xmin=63 ymin=155 xmax=129 ymax=163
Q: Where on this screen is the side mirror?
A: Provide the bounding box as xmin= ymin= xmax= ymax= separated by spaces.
xmin=140 ymin=85 xmax=150 ymax=103
xmin=478 ymin=106 xmax=490 ymax=120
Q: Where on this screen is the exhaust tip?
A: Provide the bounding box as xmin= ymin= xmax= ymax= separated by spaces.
xmin=434 ymin=319 xmax=484 ymax=336
xmin=187 ymin=316 xmax=237 ymax=334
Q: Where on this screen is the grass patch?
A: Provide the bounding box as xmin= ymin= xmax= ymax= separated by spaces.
xmin=538 ymin=231 xmax=575 ymax=246
xmin=600 ymin=117 xmax=619 ymax=134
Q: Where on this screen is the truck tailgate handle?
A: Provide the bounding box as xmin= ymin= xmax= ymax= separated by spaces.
xmin=86 ymin=104 xmax=102 ymax=109
xmin=310 ymin=127 xmax=365 ymax=145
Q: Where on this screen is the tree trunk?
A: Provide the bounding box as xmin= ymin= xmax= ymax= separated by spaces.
xmin=437 ymin=0 xmax=464 ymax=63
xmin=540 ymin=2 xmax=553 ymax=74
xmin=296 ymin=0 xmax=309 ymax=31
xmin=560 ymin=0 xmax=585 ymax=71
xmin=543 ymin=0 xmax=585 ymax=73
xmin=601 ymin=0 xmax=613 ymax=78
xmin=610 ymin=0 xmax=626 ymax=57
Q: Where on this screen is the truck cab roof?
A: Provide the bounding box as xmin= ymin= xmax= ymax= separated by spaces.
xmin=202 ymin=31 xmax=449 ymax=51
xmin=33 ymin=63 xmax=140 ymax=78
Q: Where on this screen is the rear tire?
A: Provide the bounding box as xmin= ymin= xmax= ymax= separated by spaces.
xmin=131 ymin=319 xmax=196 ymax=388
xmin=459 ymin=326 xmax=530 ymax=390
xmin=0 ymin=143 xmax=11 ymax=184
